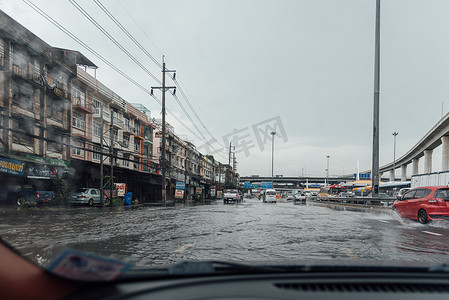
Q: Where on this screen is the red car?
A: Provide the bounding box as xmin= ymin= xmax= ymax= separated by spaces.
xmin=392 ymin=186 xmax=449 ymax=224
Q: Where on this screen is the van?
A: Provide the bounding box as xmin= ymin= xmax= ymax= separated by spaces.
xmin=264 ymin=189 xmax=277 ymax=203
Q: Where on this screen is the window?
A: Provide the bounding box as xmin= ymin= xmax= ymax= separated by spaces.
xmin=47 ymin=99 xmax=63 ymax=122
xmin=72 ymin=112 xmax=85 ymax=130
xmin=134 ymin=121 xmax=140 ymax=135
xmin=434 ymin=189 xmax=449 ymax=200
xmin=93 ymin=122 xmax=101 ymax=137
xmin=402 ymin=190 xmax=416 ymax=201
xmin=134 ymin=140 xmax=140 ymax=152
xmin=72 ymin=87 xmax=85 ymax=107
xmin=123 ymin=135 xmax=129 ymax=148
xmin=13 ymin=84 xmax=33 ymax=110
xmin=12 ymin=48 xmax=27 ymax=71
xmin=93 ymin=145 xmax=101 ymax=160
xmin=93 ymin=99 xmax=101 ymax=109
xmin=91 ymin=189 xmax=97 ymax=195
xmin=415 ymin=188 xmax=431 ymax=199
xmin=123 ymin=154 xmax=130 ymax=167
xmin=12 ymin=118 xmax=34 ymax=146
xmin=113 ymin=129 xmax=118 ymax=141
xmin=48 ymin=134 xmax=63 ymax=152
xmin=72 ymin=140 xmax=84 ymax=157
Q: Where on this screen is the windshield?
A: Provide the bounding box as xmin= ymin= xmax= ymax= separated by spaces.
xmin=1 ymin=0 xmax=449 ymax=277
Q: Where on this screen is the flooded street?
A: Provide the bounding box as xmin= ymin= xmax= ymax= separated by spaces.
xmin=2 ymin=198 xmax=449 ymax=268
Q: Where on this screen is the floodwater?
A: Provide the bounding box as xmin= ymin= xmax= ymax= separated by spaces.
xmin=1 ymin=198 xmax=449 ymax=268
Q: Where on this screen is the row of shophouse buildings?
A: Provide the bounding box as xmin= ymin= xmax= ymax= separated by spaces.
xmin=0 ymin=10 xmax=238 ymax=202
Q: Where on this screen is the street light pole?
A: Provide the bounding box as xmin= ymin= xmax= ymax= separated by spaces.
xmin=371 ymin=0 xmax=381 ymax=197
xmin=392 ymin=132 xmax=398 ymax=181
xmin=326 ymin=155 xmax=330 ymax=185
xmin=271 ymin=131 xmax=276 ymax=186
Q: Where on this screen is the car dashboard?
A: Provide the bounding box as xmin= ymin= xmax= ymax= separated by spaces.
xmin=65 ymin=271 xmax=449 ymax=300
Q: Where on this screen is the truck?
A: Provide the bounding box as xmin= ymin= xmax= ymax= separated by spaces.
xmin=0 ymin=185 xmax=54 ymax=206
xmin=223 ymin=189 xmax=243 ymax=204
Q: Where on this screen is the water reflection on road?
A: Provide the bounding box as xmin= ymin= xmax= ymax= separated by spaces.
xmin=1 ymin=198 xmax=449 ymax=267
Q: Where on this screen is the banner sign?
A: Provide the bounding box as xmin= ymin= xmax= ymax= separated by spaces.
xmin=196 ymin=187 xmax=203 ymax=194
xmin=114 ymin=183 xmax=126 ymax=197
xmin=0 ymin=158 xmax=25 ymax=176
xmin=176 ymin=181 xmax=186 ymax=190
xmin=175 ymin=190 xmax=184 ymax=199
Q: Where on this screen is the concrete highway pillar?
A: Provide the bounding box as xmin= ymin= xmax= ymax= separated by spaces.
xmin=401 ymin=165 xmax=407 ymax=182
xmin=389 ymin=169 xmax=395 ymax=181
xmin=379 ymin=172 xmax=383 ymax=180
xmin=442 ymin=136 xmax=449 ymax=171
xmin=424 ymin=150 xmax=433 ymax=173
xmin=412 ymin=158 xmax=419 ymax=175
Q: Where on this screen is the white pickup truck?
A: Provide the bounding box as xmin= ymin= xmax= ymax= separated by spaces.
xmin=223 ymin=189 xmax=243 ymax=204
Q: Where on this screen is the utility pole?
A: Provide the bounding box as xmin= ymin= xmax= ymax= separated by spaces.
xmin=392 ymin=132 xmax=398 ymax=181
xmin=372 ymin=0 xmax=381 ymax=197
xmin=271 ymin=131 xmax=276 ymax=186
xmin=151 ymin=56 xmax=176 ymax=206
xmin=100 ymin=104 xmax=104 ymax=205
xmin=228 ymin=142 xmax=235 ymax=186
xmin=109 ymin=111 xmax=114 ymax=204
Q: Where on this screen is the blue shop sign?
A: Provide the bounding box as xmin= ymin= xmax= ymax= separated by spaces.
xmin=0 ymin=158 xmax=25 ymax=176
xmin=176 ymin=181 xmax=186 ymax=190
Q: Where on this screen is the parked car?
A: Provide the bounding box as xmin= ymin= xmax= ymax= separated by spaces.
xmin=392 ymin=186 xmax=449 ymax=224
xmin=68 ymin=188 xmax=101 ymax=206
xmin=0 ymin=185 xmax=54 ymax=206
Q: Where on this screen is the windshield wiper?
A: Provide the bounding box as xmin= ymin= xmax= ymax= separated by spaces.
xmin=121 ymin=261 xmax=432 ymax=280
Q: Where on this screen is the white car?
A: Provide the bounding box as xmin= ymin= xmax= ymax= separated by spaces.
xmin=264 ymin=189 xmax=277 ymax=203
xmin=294 ymin=193 xmax=306 ymax=204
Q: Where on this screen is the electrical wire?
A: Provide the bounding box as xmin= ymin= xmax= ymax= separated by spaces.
xmin=90 ymin=1 xmax=227 ymax=157
xmin=69 ymin=0 xmax=161 ymax=85
xmin=22 ymin=0 xmax=227 ymax=160
xmin=93 ymin=0 xmax=162 ymax=69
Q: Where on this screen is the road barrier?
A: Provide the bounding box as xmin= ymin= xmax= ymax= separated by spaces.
xmin=308 ymin=196 xmax=394 ymax=206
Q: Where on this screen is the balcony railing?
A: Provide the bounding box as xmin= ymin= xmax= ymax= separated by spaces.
xmin=123 ymin=124 xmax=133 ymax=134
xmin=111 ymin=117 xmax=123 ymax=128
xmin=72 ymin=98 xmax=92 ymax=112
xmin=12 ymin=64 xmax=27 ymax=79
xmin=93 ymin=107 xmax=111 ymax=122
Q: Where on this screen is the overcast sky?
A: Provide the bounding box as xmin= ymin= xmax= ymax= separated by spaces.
xmin=2 ymin=0 xmax=449 ymax=178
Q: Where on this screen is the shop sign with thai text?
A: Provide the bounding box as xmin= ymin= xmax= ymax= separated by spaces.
xmin=0 ymin=158 xmax=25 ymax=176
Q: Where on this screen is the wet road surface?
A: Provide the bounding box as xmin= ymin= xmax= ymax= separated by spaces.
xmin=1 ymin=198 xmax=449 ymax=268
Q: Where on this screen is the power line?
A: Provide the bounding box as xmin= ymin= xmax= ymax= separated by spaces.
xmin=93 ymin=0 xmax=224 ymax=153
xmin=90 ymin=1 xmax=222 ymax=154
xmin=172 ymin=78 xmax=227 ymax=149
xmin=21 ymin=0 xmax=214 ymax=152
xmin=93 ymin=0 xmax=162 ymax=69
xmin=69 ymin=0 xmax=161 ymax=85
xmin=115 ymin=0 xmax=165 ymax=59
xmin=22 ymin=0 xmax=154 ymax=96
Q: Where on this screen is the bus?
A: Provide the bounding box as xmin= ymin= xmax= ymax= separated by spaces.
xmin=319 ymin=184 xmax=346 ymax=197
xmin=352 ymin=181 xmax=411 ymax=197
